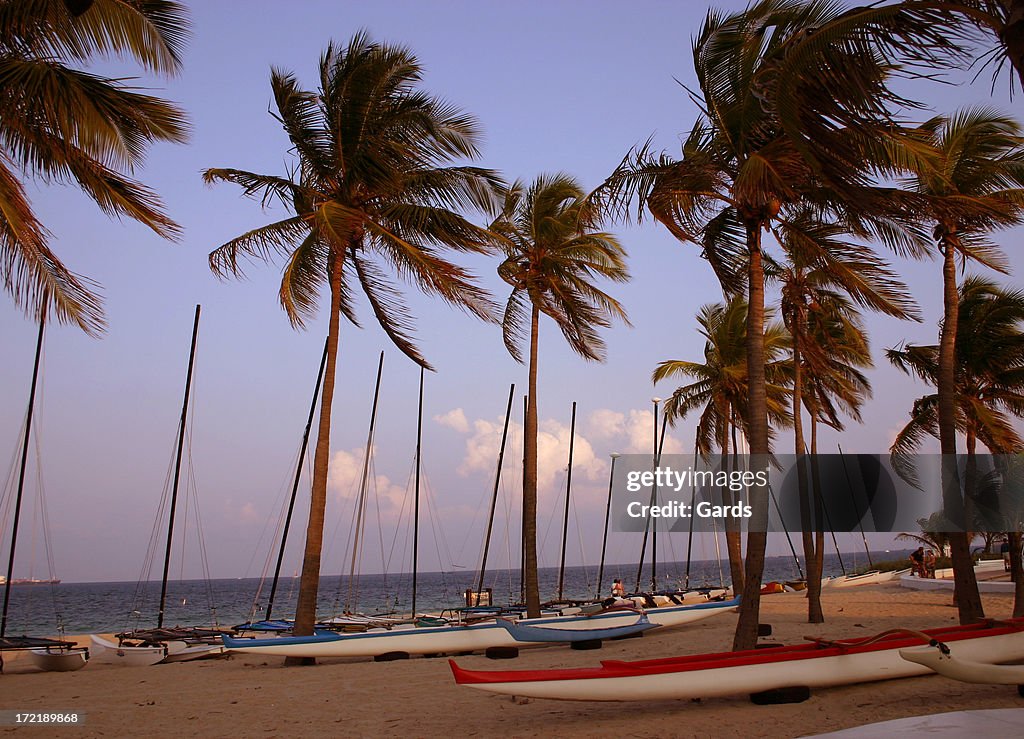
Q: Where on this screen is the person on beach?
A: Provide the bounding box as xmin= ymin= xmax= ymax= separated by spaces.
xmin=910 ymin=547 xmax=926 ymax=577
xmin=923 ymin=549 xmax=937 ymax=578
xmin=611 ymin=579 xmax=625 ymax=598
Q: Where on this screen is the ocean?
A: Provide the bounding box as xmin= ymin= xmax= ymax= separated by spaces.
xmin=0 ymin=550 xmax=902 ymax=636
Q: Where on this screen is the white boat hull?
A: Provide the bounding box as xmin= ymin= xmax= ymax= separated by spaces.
xmin=900 ymin=643 xmax=1024 ymax=684
xmin=89 ymin=635 xmax=167 ymax=666
xmin=29 ymin=647 xmax=89 ymax=672
xmin=225 ymin=599 xmax=739 ymax=659
xmin=453 ymin=627 xmax=1024 ymax=701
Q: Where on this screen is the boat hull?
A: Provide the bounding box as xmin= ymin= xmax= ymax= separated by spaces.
xmin=223 ymin=599 xmax=739 ymax=659
xmin=450 ymin=619 xmax=1024 ymax=701
xmin=900 ymin=643 xmax=1024 ymax=684
xmin=89 ymin=635 xmax=167 ymax=667
xmin=29 ymin=647 xmax=89 ymax=672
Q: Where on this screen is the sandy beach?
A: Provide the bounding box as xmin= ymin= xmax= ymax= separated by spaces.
xmin=1 ymin=584 xmax=1022 ymax=738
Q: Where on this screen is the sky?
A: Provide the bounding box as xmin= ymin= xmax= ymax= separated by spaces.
xmin=1 ymin=0 xmax=1022 ymax=587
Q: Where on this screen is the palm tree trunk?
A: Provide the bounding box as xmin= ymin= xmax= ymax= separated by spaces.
xmin=734 ymin=219 xmax=769 ymax=651
xmin=524 ymin=305 xmax=541 ymax=618
xmin=938 ymin=233 xmax=984 ymax=623
xmin=1010 ymin=530 xmax=1024 ymax=617
xmin=290 ymin=251 xmax=344 ymax=653
xmin=1003 ymin=1 xmax=1024 ymax=89
xmin=808 ymin=412 xmax=825 ymax=616
xmin=792 ymin=307 xmax=823 ymax=623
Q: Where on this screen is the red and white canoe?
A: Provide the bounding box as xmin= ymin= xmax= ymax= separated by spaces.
xmin=449 ymin=618 xmax=1024 ymax=701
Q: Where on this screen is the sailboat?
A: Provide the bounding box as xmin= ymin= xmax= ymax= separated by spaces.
xmin=90 ymin=305 xmax=227 ymax=665
xmin=0 ymin=315 xmax=89 ymax=672
xmin=223 ymin=388 xmax=739 ymax=661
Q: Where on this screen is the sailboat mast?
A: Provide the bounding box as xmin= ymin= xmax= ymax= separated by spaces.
xmin=158 ymin=305 xmax=201 ymax=630
xmin=1 ymin=316 xmax=45 ymax=640
xmin=556 ymin=402 xmax=576 ymax=601
xmin=346 ymin=351 xmax=385 ymax=611
xmin=595 ymin=453 xmax=619 ymax=599
xmin=411 ymin=366 xmax=424 ymax=618
xmin=266 ymin=337 xmax=329 ymax=622
xmin=476 ymin=383 xmax=515 ymax=603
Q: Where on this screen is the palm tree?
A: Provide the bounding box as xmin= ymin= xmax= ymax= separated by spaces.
xmin=492 ymin=173 xmax=629 ymax=619
xmin=1 ymin=0 xmax=189 ymax=333
xmin=888 ymin=276 xmax=1024 ymax=614
xmin=653 ymin=297 xmax=790 ymax=594
xmin=595 ymin=0 xmax=921 ymax=649
xmin=895 ymin=109 xmax=1024 ymax=623
xmin=775 ymin=215 xmax=917 ymax=622
xmin=203 ymin=33 xmax=503 ymax=640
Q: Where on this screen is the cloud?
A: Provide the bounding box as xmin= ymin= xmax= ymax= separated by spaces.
xmin=238 ymin=502 xmax=261 ymax=524
xmin=327 ymin=446 xmax=410 ymax=516
xmin=434 ymin=408 xmax=469 ymax=434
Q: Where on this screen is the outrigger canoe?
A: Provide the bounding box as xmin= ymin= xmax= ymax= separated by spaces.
xmin=223 ymin=598 xmax=738 ymax=659
xmin=900 ymin=640 xmax=1024 ymax=684
xmin=449 ymin=618 xmax=1024 ymax=701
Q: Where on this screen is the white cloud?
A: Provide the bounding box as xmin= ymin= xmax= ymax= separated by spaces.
xmin=434 ymin=407 xmax=469 ymax=434
xmin=327 ymin=446 xmax=409 ymax=516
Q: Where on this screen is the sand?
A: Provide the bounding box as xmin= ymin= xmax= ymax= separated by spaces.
xmin=1 ymin=585 xmax=1022 ymax=738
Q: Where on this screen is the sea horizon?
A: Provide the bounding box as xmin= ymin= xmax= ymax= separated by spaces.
xmin=1 ymin=550 xmax=907 ymax=637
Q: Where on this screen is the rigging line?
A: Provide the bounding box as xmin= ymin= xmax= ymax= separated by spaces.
xmin=1 ymin=314 xmax=43 ymax=641
xmin=539 ymin=468 xmax=566 ymax=564
xmin=838 ymin=444 xmax=874 ymax=568
xmin=423 ymin=472 xmax=456 ymax=605
xmin=127 ymin=420 xmax=180 ymax=630
xmin=571 ymin=490 xmax=591 ymax=594
xmin=32 ymin=423 xmax=63 ymax=630
xmin=370 ymin=453 xmax=388 ymax=599
xmin=265 ymin=336 xmax=328 ymax=620
xmin=768 ymin=483 xmax=805 ymax=580
xmin=347 ymin=350 xmax=385 ymax=613
xmin=476 ymin=383 xmax=515 ymax=601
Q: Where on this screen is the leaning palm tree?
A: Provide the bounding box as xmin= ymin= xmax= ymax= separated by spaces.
xmin=493 ymin=173 xmax=629 ymax=619
xmin=897 ymin=108 xmax=1024 ymax=623
xmin=775 ymin=214 xmax=917 ymax=623
xmin=595 ymin=0 xmax=924 ymax=649
xmin=888 ymin=276 xmax=1024 ymax=615
xmin=1 ymin=0 xmax=190 ymax=333
xmin=203 ymin=33 xmax=503 ymax=640
xmin=653 ymin=297 xmax=791 ymax=594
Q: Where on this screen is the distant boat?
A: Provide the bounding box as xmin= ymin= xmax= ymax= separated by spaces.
xmin=10 ymin=578 xmax=60 ymax=586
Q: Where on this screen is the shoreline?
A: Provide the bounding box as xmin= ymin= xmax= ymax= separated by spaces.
xmin=1 ymin=585 xmax=1021 ymax=737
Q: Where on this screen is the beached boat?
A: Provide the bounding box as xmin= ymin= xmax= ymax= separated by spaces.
xmin=223 ymin=597 xmax=739 ymax=659
xmin=498 ymin=613 xmax=657 ymax=643
xmin=900 ymin=638 xmax=1024 ymax=684
xmin=29 ymin=645 xmax=89 ymax=672
xmin=449 ymin=617 xmax=1024 ymax=701
xmin=831 ymin=570 xmax=888 ymax=587
xmin=89 ymin=635 xmax=168 ymax=667
xmin=1 ymin=318 xmax=89 ymax=673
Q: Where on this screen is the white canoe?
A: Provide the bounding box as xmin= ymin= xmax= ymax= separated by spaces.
xmin=89 ymin=635 xmax=167 ymax=666
xmin=223 ymin=598 xmax=740 ymax=659
xmin=450 ymin=618 xmax=1024 ymax=701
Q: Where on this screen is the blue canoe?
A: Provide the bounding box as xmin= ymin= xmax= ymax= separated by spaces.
xmin=498 ymin=612 xmax=658 ymax=643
